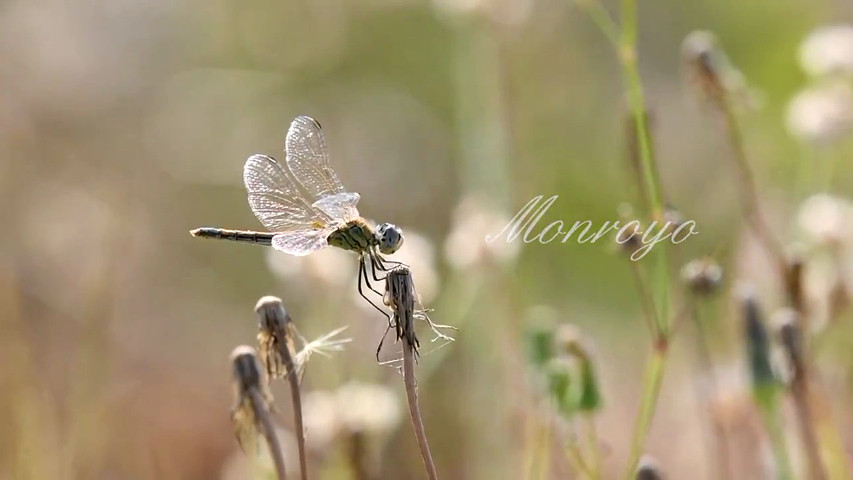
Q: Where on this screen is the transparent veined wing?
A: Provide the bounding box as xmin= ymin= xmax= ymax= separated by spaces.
xmin=312 ymin=192 xmax=361 ymax=222
xmin=285 ymin=116 xmax=347 ymax=200
xmin=271 ymin=229 xmax=332 ymax=256
xmin=243 ymin=154 xmax=332 ymax=232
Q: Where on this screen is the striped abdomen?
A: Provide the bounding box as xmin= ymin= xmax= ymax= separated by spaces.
xmin=190 ymin=227 xmax=274 ymax=246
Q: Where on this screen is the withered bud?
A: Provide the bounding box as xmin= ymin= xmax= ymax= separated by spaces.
xmin=231 ymin=345 xmax=264 ymax=395
xmin=255 ymin=296 xmax=291 ymax=333
xmin=254 ymin=296 xmax=295 ymax=379
xmin=680 ymin=258 xmax=723 ymax=296
xmin=636 ymin=455 xmax=665 ymax=480
xmin=682 ymin=30 xmax=727 ymax=104
xmin=384 ymin=266 xmax=419 ymax=352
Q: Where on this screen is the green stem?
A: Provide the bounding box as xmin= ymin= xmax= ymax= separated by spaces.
xmin=757 ymin=396 xmax=793 ymax=480
xmin=622 ymin=341 xmax=668 ymax=479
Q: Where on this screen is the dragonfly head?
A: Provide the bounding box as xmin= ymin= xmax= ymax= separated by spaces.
xmin=375 ymin=223 xmax=404 ymax=255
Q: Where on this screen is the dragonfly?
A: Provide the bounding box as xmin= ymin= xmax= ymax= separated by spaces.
xmin=191 ymin=115 xmax=405 ymax=310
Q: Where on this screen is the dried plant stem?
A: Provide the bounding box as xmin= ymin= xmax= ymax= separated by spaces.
xmin=278 ymin=343 xmax=308 ymax=480
xmin=248 ymin=389 xmax=288 ymax=480
xmin=790 ymin=378 xmax=827 ymax=480
xmin=623 ymin=340 xmax=668 ymax=480
xmin=403 ymin=340 xmax=439 ymax=480
xmin=689 ymin=305 xmax=733 ymax=480
xmin=718 ymin=100 xmax=787 ymax=274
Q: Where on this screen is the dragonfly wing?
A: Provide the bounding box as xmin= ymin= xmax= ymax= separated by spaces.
xmin=244 ymin=154 xmax=332 ymax=231
xmin=312 ymin=192 xmax=361 ymax=222
xmin=271 ymin=229 xmax=331 ymax=256
xmin=284 ymin=116 xmax=347 ymax=200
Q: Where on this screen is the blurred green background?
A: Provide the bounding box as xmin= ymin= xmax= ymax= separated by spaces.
xmin=2 ymin=0 xmax=853 ymax=478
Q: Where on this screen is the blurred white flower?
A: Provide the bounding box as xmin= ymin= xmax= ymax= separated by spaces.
xmin=302 ymin=390 xmax=341 ymax=452
xmin=432 ymin=0 xmax=532 ymax=26
xmin=444 ymin=195 xmax=520 ymax=270
xmin=266 ymin=246 xmax=357 ymax=288
xmin=335 ymin=382 xmax=401 ymax=434
xmin=799 ymin=25 xmax=853 ymax=77
xmin=797 ymin=193 xmax=853 ymax=248
xmin=785 ymin=81 xmax=853 ymax=144
xmin=301 ymin=382 xmax=401 ymax=452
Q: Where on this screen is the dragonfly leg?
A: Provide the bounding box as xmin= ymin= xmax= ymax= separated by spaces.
xmin=375 ymin=316 xmax=396 ymax=362
xmin=361 ymin=255 xmax=385 ymax=297
xmin=367 ymin=252 xmax=388 ymax=283
xmin=357 ymin=259 xmax=390 ymax=319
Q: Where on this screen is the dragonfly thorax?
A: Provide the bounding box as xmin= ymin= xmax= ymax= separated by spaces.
xmin=326 ymin=219 xmax=405 ymax=255
xmin=327 ymin=219 xmax=375 ymax=253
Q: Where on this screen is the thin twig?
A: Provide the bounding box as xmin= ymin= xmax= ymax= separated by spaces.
xmin=403 ymin=340 xmax=439 ymax=480
xmin=278 ymin=342 xmax=307 ymax=480
xmin=248 ymin=389 xmax=288 ymax=480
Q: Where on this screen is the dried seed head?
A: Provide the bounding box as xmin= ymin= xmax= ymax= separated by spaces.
xmin=229 ymin=345 xmax=273 ymax=452
xmin=254 ymin=296 xmax=296 ymax=379
xmin=682 ymin=30 xmax=751 ymax=110
xmin=231 ymin=345 xmax=265 ymax=396
xmin=255 ymin=296 xmax=291 ymax=333
xmin=680 ymin=258 xmax=723 ymax=296
xmin=635 ymin=455 xmax=665 ymax=480
xmin=384 ymin=266 xmax=419 ymax=352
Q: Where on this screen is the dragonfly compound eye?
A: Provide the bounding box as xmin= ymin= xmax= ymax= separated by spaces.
xmin=376 ymin=223 xmax=404 ymax=255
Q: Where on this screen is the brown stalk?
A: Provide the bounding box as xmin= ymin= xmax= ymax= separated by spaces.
xmin=231 ymin=346 xmax=288 ymax=480
xmin=385 ymin=266 xmax=439 ymax=480
xmin=255 ymin=297 xmax=308 ymax=480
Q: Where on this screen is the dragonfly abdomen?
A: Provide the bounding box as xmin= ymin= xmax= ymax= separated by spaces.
xmin=190 ymin=227 xmax=274 ymax=246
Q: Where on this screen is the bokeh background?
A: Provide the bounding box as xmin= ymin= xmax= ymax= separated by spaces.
xmin=3 ymin=0 xmax=853 ymax=478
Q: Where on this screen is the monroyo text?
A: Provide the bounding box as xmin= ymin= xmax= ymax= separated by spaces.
xmin=485 ymin=195 xmax=698 ymax=261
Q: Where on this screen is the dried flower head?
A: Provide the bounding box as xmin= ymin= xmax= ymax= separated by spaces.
xmin=382 ymin=266 xmax=455 ymax=358
xmin=680 ymin=257 xmax=723 ymax=296
xmin=255 ymin=296 xmax=351 ymax=380
xmin=682 ymin=30 xmax=751 ymax=109
xmin=785 ymin=81 xmax=853 ymax=145
xmin=229 ymin=345 xmax=274 ymax=452
xmin=255 ymin=296 xmax=297 ymax=379
xmin=799 ymin=24 xmax=853 ymax=78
